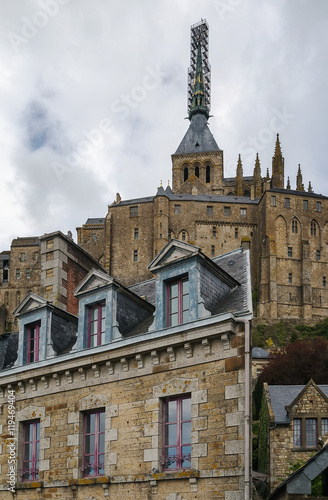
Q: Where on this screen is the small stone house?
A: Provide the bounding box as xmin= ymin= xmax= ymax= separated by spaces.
xmin=0 ymin=240 xmax=252 ymax=500
xmin=260 ymin=379 xmax=328 ymax=492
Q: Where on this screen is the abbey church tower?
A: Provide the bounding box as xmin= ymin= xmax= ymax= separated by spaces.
xmin=171 ymin=20 xmax=224 ymax=195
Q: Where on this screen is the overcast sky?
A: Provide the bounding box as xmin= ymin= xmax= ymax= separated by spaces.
xmin=0 ymin=0 xmax=327 ymax=250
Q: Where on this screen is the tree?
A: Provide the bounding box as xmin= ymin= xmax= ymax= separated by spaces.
xmin=259 ymin=338 xmax=328 ymax=385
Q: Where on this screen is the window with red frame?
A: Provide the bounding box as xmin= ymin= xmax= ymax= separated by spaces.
xmin=162 ymin=395 xmax=191 ymax=470
xmin=22 ymin=420 xmax=40 ymax=481
xmin=88 ymin=303 xmax=105 ymax=347
xmin=167 ymin=277 xmax=189 ymax=327
xmin=83 ymin=410 xmax=105 ymax=477
xmin=27 ymin=322 xmax=40 ymax=363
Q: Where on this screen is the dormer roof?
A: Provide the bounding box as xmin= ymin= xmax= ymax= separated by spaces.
xmin=148 ymin=239 xmax=239 ymax=289
xmin=13 ymin=292 xmax=48 ymax=317
xmin=74 ymin=269 xmax=114 ymax=297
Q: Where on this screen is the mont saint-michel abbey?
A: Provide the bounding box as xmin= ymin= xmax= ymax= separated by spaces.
xmin=76 ymin=20 xmax=328 ymax=325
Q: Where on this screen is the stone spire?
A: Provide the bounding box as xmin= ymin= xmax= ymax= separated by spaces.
xmin=287 ymin=177 xmax=291 ymax=189
xmin=235 ymin=154 xmax=243 ymax=197
xmin=189 ymin=43 xmax=209 ymax=120
xmin=253 ymin=153 xmax=262 ymax=198
xmin=296 ymin=164 xmax=304 ymax=191
xmin=272 ymin=134 xmax=285 ymax=189
xmin=308 ymin=181 xmax=313 ymax=193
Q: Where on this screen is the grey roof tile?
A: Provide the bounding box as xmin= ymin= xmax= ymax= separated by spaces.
xmin=268 ymin=385 xmax=328 ymax=424
xmin=252 ymin=347 xmax=269 ymax=359
xmin=174 ymin=114 xmax=221 ymax=155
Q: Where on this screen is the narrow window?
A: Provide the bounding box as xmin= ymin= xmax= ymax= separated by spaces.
xmin=160 ymin=234 xmax=162 ymax=239
xmin=289 ymin=293 xmax=292 ymax=301
xmin=16 ymin=291 xmax=21 ymax=307
xmin=134 ymin=228 xmax=139 ymax=240
xmin=184 ymin=167 xmax=188 ymax=182
xmin=206 ymin=165 xmax=211 ymax=183
xmin=174 ymin=205 xmax=181 ymax=215
xmin=16 ymin=268 xmax=20 ymax=279
xmin=26 ymin=268 xmax=31 ymax=279
xmin=83 ymin=410 xmax=105 ymax=477
xmin=133 ymin=250 xmax=138 ymax=262
xmin=316 ymin=201 xmax=322 ymax=212
xmin=168 ymin=230 xmax=172 ymax=241
xmin=181 ymin=232 xmax=186 ymax=241
xmin=224 ymin=206 xmax=231 ymax=216
xmin=305 ymin=418 xmax=317 ymax=448
xmin=27 ymin=322 xmax=40 ymax=363
xmin=88 ymin=303 xmax=105 ymax=348
xmin=34 ymin=251 xmax=39 ymax=261
xmin=162 ymin=395 xmax=191 ymax=470
xmin=22 ymin=420 xmax=40 ymax=481
xmin=207 ymin=206 xmax=213 ymax=217
xmin=303 ymin=200 xmax=308 ymax=210
xmin=311 ymin=222 xmax=316 ymax=236
xmin=285 ymin=198 xmax=290 ymax=208
xmin=288 ymin=247 xmax=293 ymax=258
xmin=212 ymin=227 xmax=216 ymax=238
xmin=130 ymin=206 xmax=138 ymax=217
xmin=294 ymin=418 xmax=301 ymax=447
xmin=322 ymin=418 xmax=328 ymax=435
xmin=316 ymin=250 xmax=321 ymax=261
xmin=20 ymin=252 xmax=26 ymax=262
xmin=46 ymin=239 xmax=54 ymax=249
xmin=235 ymin=228 xmax=238 ymax=239
xmin=211 ymin=245 xmax=215 ymax=257
xmin=288 ymin=273 xmax=292 ymax=284
xmin=195 ymin=166 xmax=199 ymax=178
xmin=5 ymin=292 xmax=9 ymax=305
xmin=292 ymin=220 xmax=298 ymax=233
xmin=240 ymin=208 xmax=247 ymax=218
xmin=271 ymin=196 xmax=276 ymax=207
xmin=323 ymin=277 xmax=326 ymax=287
xmin=167 ymin=277 xmax=189 ymax=327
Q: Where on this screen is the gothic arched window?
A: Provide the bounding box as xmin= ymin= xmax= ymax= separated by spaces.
xmin=311 ymin=221 xmax=316 ymax=236
xmin=184 ymin=167 xmax=188 ymax=182
xmin=195 ymin=166 xmax=199 ymax=178
xmin=292 ymin=220 xmax=298 ymax=234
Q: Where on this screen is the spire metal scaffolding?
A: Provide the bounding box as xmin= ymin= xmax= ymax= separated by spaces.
xmin=188 ymin=20 xmax=211 ymax=115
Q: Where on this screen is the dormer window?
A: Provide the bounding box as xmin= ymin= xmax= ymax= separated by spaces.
xmin=27 ymin=322 xmax=40 ymax=363
xmin=167 ymin=276 xmax=189 ymax=327
xmin=88 ymin=303 xmax=105 ymax=347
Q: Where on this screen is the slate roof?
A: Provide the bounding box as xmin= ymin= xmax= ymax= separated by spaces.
xmin=11 ymin=237 xmax=39 ymax=247
xmin=110 ymin=192 xmax=258 ymax=208
xmin=85 ymin=218 xmax=106 ymax=225
xmin=0 ymin=333 xmax=18 ymax=370
xmin=174 ymin=114 xmax=221 ymax=155
xmin=128 ymin=278 xmax=156 ymax=306
xmin=268 ymin=385 xmax=328 ymax=424
xmin=252 ymin=347 xmax=269 ymax=359
xmin=212 ymin=248 xmax=251 ymax=315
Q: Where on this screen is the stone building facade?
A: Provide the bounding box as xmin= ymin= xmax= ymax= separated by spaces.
xmin=0 ymin=231 xmax=105 ymax=333
xmin=261 ymin=380 xmax=328 ymax=491
xmin=0 ymin=240 xmax=252 ymax=499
